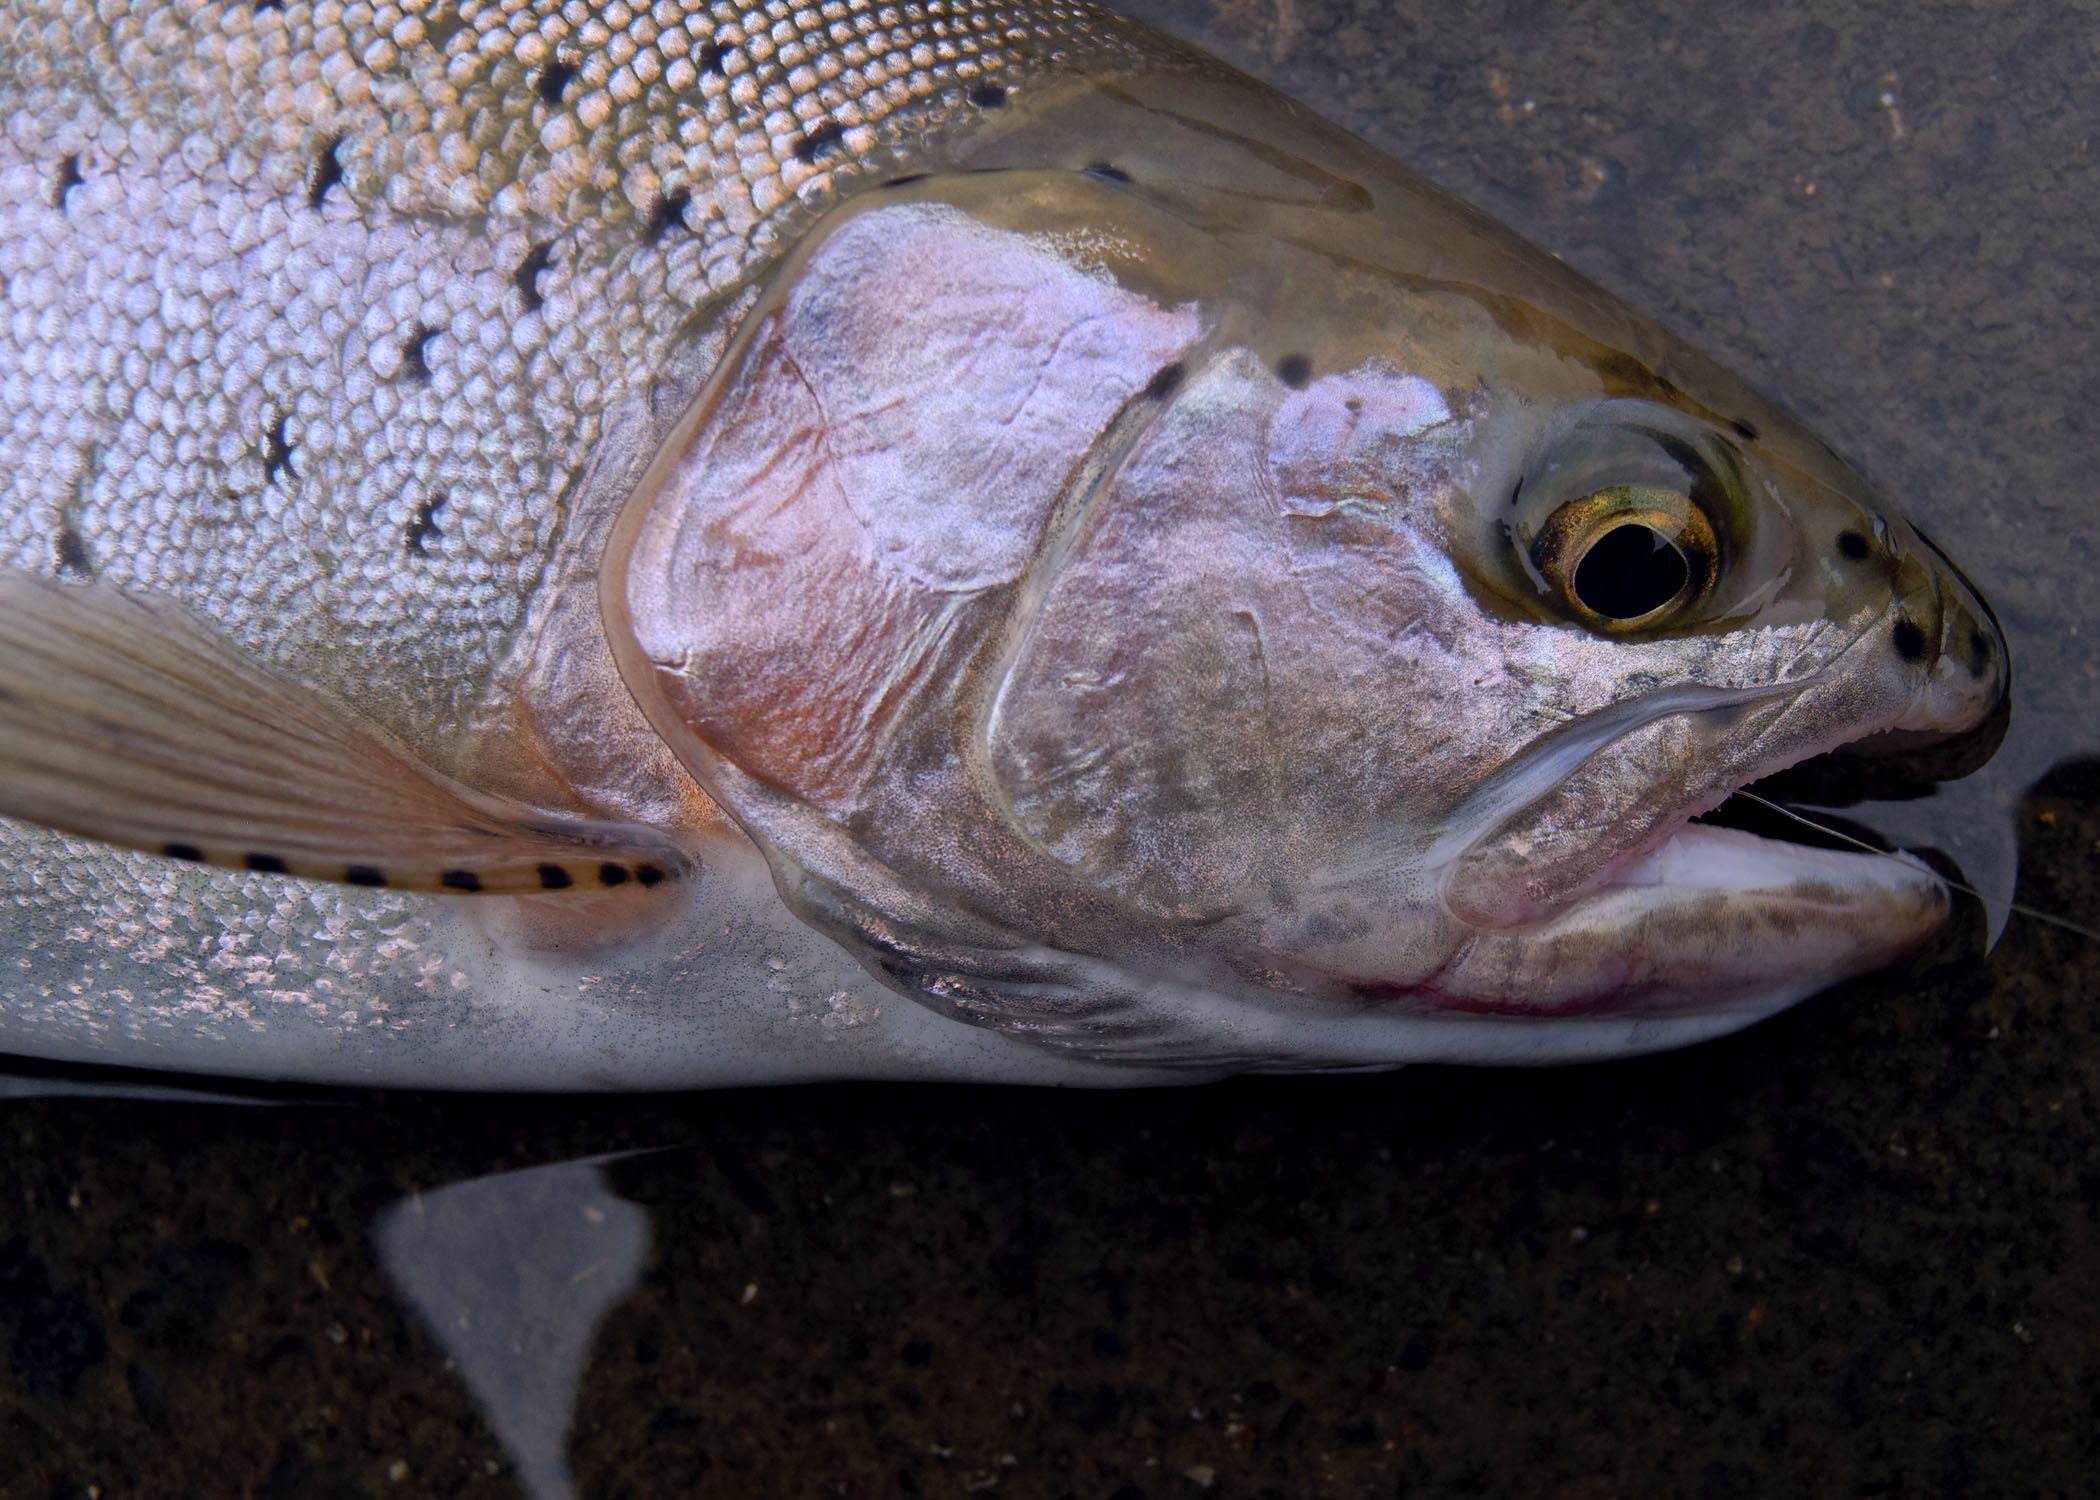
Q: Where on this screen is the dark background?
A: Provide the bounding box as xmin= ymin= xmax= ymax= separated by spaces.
xmin=6 ymin=3 xmax=2099 ymax=1497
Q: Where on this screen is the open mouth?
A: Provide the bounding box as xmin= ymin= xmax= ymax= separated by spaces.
xmin=1691 ymin=768 xmax=1905 ymax=859
xmin=1691 ymin=690 xmax=2010 ymax=860
xmin=1406 ymin=695 xmax=2015 ymax=1025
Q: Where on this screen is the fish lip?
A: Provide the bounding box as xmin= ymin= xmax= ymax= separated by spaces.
xmin=1771 ymin=688 xmax=2011 ymax=796
xmin=1293 ymin=819 xmax=1931 ymax=1016
xmin=1382 ymin=823 xmax=1950 ymax=1020
xmin=1282 ymin=812 xmax=1949 ymax=1020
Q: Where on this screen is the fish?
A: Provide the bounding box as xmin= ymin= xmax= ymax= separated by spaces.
xmin=0 ymin=0 xmax=2007 ymax=1089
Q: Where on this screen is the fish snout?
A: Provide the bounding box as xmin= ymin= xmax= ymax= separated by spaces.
xmin=1880 ymin=520 xmax=2009 ymax=739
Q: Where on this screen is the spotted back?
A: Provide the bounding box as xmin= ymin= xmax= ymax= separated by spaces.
xmin=0 ymin=0 xmax=1176 ymax=769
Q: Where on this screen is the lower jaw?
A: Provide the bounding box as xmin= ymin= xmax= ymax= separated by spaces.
xmin=1415 ymin=822 xmax=1948 ymax=1019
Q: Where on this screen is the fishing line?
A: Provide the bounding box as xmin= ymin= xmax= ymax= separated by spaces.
xmin=1731 ymin=790 xmax=2100 ymax=946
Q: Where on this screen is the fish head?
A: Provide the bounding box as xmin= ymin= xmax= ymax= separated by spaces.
xmin=605 ymin=82 xmax=2006 ymax=1065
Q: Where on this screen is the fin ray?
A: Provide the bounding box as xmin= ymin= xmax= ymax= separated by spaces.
xmin=0 ymin=572 xmax=689 ymax=894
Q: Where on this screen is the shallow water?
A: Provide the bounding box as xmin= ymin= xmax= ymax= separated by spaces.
xmin=4 ymin=2 xmax=2098 ymax=1495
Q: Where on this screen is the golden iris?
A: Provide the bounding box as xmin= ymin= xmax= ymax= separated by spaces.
xmin=1530 ymin=484 xmax=1719 ymax=631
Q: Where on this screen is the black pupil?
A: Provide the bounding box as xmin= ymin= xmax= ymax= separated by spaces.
xmin=1573 ymin=524 xmax=1689 ymax=620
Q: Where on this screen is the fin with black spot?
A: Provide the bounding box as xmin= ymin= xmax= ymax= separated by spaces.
xmin=0 ymin=570 xmax=690 ymax=895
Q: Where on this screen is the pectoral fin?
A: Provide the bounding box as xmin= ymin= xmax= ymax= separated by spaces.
xmin=0 ymin=571 xmax=689 ymax=895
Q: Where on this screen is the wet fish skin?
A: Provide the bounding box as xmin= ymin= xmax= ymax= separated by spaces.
xmin=0 ymin=0 xmax=1222 ymax=1085
xmin=0 ymin=0 xmax=1175 ymax=758
xmin=606 ymin=144 xmax=2000 ymax=1057
xmin=0 ymin=0 xmax=2007 ymax=1086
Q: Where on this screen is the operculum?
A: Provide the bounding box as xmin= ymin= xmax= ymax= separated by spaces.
xmin=599 ymin=174 xmax=1237 ymax=1015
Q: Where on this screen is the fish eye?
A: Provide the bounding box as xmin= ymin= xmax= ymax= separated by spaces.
xmin=1502 ymin=400 xmax=1752 ymax=635
xmin=1530 ymin=483 xmax=1718 ymax=630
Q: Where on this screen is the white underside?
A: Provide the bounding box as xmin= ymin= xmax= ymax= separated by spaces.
xmin=0 ymin=831 xmax=1826 ymax=1090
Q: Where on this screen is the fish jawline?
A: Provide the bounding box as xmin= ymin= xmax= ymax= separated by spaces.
xmin=1416 ymin=822 xmax=1948 ymax=1022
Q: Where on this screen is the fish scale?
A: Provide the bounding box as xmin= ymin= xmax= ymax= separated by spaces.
xmin=0 ymin=0 xmax=1170 ymax=755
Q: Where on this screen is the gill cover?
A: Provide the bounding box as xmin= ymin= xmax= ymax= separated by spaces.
xmin=605 ymin=85 xmax=2002 ymax=1061
xmin=606 ymin=173 xmax=1244 ymax=1053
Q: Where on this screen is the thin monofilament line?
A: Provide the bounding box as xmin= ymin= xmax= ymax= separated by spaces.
xmin=1732 ymin=790 xmax=2100 ymax=946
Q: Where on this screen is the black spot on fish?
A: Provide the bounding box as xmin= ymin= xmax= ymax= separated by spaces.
xmin=697 ymin=40 xmax=729 ymax=75
xmin=1731 ymin=417 xmax=1760 ymax=442
xmin=1967 ymin=629 xmax=1992 ymax=678
xmin=636 ymin=863 xmax=665 ymax=887
xmin=404 ymin=493 xmax=446 ymax=556
xmin=513 ymin=240 xmax=554 ymax=312
xmin=1276 ymin=354 xmax=1313 ymax=389
xmin=968 ymin=82 xmax=1008 ymax=108
xmin=1509 ymin=476 xmax=1523 ymax=508
xmin=51 ymin=154 xmax=82 ymax=210
xmin=260 ymin=414 xmax=297 ymax=486
xmin=1084 ymin=162 xmax=1132 ymax=183
xmin=306 ymin=133 xmax=345 ymax=209
xmin=795 ymin=120 xmax=845 ymax=163
xmin=440 ymin=869 xmax=483 ymax=891
xmin=536 ymin=863 xmax=573 ymax=890
xmin=1143 ymin=363 xmax=1184 ymax=401
xmin=598 ymin=862 xmax=630 ymax=887
xmin=645 ymin=188 xmax=691 ymax=242
xmin=245 ymin=853 xmax=288 ymax=874
xmin=1891 ymin=618 xmax=1929 ymax=663
xmin=400 ymin=323 xmax=437 ymax=381
xmin=54 ymin=524 xmax=91 ymax=577
xmin=884 ymin=173 xmax=929 ymax=189
xmin=344 ymin=865 xmax=387 ymax=887
xmin=1836 ymin=530 xmax=1872 ymax=561
xmin=164 ymin=843 xmax=204 ymax=863
xmin=535 ymin=58 xmax=577 ymax=104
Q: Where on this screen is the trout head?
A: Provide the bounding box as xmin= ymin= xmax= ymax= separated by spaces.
xmin=603 ymin=78 xmax=2005 ymax=1066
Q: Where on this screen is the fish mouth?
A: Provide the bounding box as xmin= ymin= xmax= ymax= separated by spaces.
xmin=1414 ymin=699 xmax=2011 ymax=1021
xmin=1291 ymin=720 xmax=1968 ymax=1028
xmin=1418 ymin=818 xmax=1948 ymax=1020
xmin=1680 ymin=684 xmax=2009 ymax=875
xmin=1396 ymin=547 xmax=2013 ymax=1023
xmin=1710 ymin=688 xmax=2010 ymax=819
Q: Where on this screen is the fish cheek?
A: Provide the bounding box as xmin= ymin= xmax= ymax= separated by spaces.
xmin=986 ymin=353 xmax=1470 ymax=931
